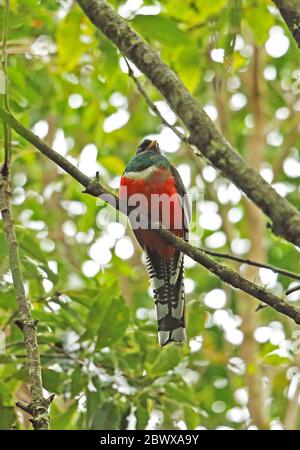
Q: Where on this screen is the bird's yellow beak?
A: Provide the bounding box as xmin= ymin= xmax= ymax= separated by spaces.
xmin=148 ymin=140 xmax=158 ymax=149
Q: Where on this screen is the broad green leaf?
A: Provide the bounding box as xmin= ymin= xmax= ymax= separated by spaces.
xmin=164 ymin=383 xmax=196 ymax=407
xmin=184 ymin=406 xmax=200 ymax=429
xmin=91 ymin=400 xmax=120 ymax=430
xmin=56 ymin=9 xmax=86 ymax=71
xmin=244 ymin=5 xmax=275 ymax=45
xmin=70 ymin=367 xmax=84 ymax=397
xmin=150 ymin=346 xmax=181 ymax=375
xmin=0 ymin=406 xmax=16 ymax=430
xmin=42 ymin=369 xmax=64 ymax=394
xmin=0 ymin=355 xmax=16 ymax=364
xmin=0 ymin=380 xmax=11 ymax=404
xmin=16 ymin=226 xmax=47 ymax=264
xmin=131 ymin=15 xmax=190 ymax=46
xmin=0 ymin=288 xmax=16 ymax=309
xmin=80 ymin=287 xmax=119 ymax=341
xmin=187 ymin=300 xmax=207 ymax=337
xmin=96 ymin=297 xmax=129 ymax=349
xmin=136 ymin=404 xmax=149 ymax=430
xmin=263 ymin=351 xmax=292 ymax=366
xmin=51 ymin=402 xmax=79 ymax=430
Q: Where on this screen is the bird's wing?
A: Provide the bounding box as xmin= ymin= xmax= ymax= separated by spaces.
xmin=170 ymin=165 xmax=191 ymax=240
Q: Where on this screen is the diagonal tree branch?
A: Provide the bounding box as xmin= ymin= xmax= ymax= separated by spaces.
xmin=272 ymin=0 xmax=300 ymax=48
xmin=75 ymin=0 xmax=300 ymax=248
xmin=1 ymin=107 xmax=300 ymax=326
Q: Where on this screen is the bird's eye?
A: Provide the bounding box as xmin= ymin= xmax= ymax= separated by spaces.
xmin=137 ymin=139 xmax=151 ymax=153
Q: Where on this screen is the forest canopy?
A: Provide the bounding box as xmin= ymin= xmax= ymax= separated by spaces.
xmin=0 ymin=0 xmax=300 ymax=431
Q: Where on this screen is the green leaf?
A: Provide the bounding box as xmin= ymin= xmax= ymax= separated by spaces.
xmin=244 ymin=5 xmax=274 ymax=45
xmin=56 ymin=9 xmax=86 ymax=71
xmin=0 ymin=354 xmax=16 ymax=364
xmin=51 ymin=402 xmax=78 ymax=430
xmin=16 ymin=226 xmax=47 ymax=264
xmin=91 ymin=400 xmax=120 ymax=430
xmin=42 ymin=369 xmax=64 ymax=393
xmin=150 ymin=346 xmax=181 ymax=375
xmin=0 ymin=232 xmax=8 ymax=261
xmin=164 ymin=383 xmax=196 ymax=407
xmin=86 ymin=385 xmax=102 ymax=429
xmin=95 ymin=297 xmax=129 ymax=349
xmin=187 ymin=300 xmax=206 ymax=337
xmin=0 ymin=380 xmax=11 ymax=404
xmin=0 ymin=406 xmax=16 ymax=429
xmin=184 ymin=406 xmax=200 ymax=429
xmin=136 ymin=404 xmax=149 ymax=430
xmin=0 ymin=288 xmax=16 ymax=309
xmin=70 ymin=367 xmax=84 ymax=397
xmin=263 ymin=351 xmax=292 ymax=366
xmin=131 ymin=15 xmax=189 ymax=46
xmin=80 ymin=287 xmax=119 ymax=341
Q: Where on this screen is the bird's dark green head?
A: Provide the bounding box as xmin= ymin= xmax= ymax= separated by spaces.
xmin=136 ymin=139 xmax=160 ymax=155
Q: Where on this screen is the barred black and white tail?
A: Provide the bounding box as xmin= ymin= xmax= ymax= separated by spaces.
xmin=146 ymin=250 xmax=186 ymax=346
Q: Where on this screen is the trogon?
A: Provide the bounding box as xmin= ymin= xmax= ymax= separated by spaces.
xmin=119 ymin=139 xmax=190 ymax=346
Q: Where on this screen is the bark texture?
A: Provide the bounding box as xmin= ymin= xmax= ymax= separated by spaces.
xmin=0 ymin=170 xmax=52 ymax=429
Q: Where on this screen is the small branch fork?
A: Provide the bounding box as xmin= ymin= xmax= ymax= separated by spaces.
xmin=1 ymin=106 xmax=300 ymax=325
xmin=0 ymin=2 xmax=53 ymax=430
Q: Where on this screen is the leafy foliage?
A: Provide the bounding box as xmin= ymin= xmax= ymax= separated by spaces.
xmin=0 ymin=0 xmax=299 ymax=430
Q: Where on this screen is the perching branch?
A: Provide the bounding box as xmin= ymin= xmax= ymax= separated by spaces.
xmin=0 ymin=4 xmax=52 ymax=429
xmin=272 ymin=0 xmax=300 ymax=48
xmin=75 ymin=0 xmax=300 ymax=248
xmin=1 ymin=107 xmax=300 ymax=326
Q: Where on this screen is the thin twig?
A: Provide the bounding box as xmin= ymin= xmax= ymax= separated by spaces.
xmin=1 ymin=108 xmax=300 ymax=325
xmin=201 ymin=249 xmax=300 ymax=281
xmin=122 ymin=54 xmax=191 ymax=144
xmin=286 ymin=285 xmax=300 ymax=296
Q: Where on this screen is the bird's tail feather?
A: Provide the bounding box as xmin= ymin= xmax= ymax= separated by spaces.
xmin=146 ymin=251 xmax=186 ymax=347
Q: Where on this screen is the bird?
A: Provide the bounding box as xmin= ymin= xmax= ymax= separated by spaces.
xmin=119 ymin=139 xmax=190 ymax=346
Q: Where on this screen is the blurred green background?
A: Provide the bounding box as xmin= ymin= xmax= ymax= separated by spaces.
xmin=0 ymin=0 xmax=299 ymax=430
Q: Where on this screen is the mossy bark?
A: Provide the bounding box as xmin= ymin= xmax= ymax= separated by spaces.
xmin=0 ymin=169 xmax=52 ymax=429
